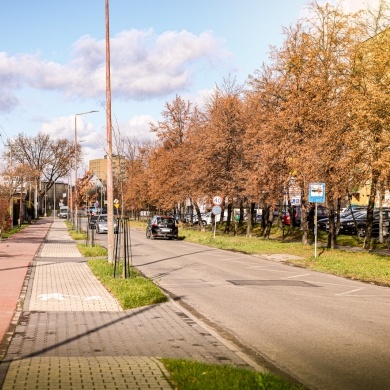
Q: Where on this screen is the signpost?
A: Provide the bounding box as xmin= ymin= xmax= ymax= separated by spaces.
xmin=114 ymin=198 xmax=119 ymax=215
xmin=212 ymin=196 xmax=223 ymax=239
xmin=309 ymin=183 xmax=326 ymax=258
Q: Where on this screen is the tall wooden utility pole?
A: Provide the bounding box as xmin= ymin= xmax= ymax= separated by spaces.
xmin=105 ymin=0 xmax=114 ymax=263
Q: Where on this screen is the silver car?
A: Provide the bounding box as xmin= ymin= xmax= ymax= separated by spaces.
xmin=95 ymin=214 xmax=118 ymax=234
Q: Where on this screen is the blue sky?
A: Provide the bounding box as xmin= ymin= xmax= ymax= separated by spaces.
xmin=0 ymin=0 xmax=377 ymax=168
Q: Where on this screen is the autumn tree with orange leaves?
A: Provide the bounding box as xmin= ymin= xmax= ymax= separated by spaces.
xmin=148 ymin=95 xmax=201 ymax=215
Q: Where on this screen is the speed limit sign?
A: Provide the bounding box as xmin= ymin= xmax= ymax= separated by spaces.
xmin=213 ymin=195 xmax=223 ymax=206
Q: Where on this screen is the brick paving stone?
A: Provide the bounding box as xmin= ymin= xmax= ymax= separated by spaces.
xmin=2 ymin=356 xmax=172 ymax=390
xmin=26 ymin=261 xmax=122 ymax=312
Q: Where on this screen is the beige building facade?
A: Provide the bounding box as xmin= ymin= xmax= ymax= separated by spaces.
xmin=89 ymin=155 xmax=127 ymax=182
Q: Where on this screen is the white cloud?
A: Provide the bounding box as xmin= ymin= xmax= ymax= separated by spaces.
xmin=39 ymin=113 xmax=158 ymax=168
xmin=0 ymin=28 xmax=230 ymax=113
xmin=120 ymin=115 xmax=157 ymax=140
xmin=40 ymin=115 xmax=105 ymax=162
xmin=342 ymin=0 xmax=380 ymax=13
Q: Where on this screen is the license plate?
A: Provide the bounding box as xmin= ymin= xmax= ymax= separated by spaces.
xmin=161 ymin=228 xmax=171 ymax=232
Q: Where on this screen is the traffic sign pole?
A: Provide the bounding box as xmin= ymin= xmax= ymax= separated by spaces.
xmin=309 ymin=183 xmax=326 ymax=258
xmin=211 ymin=202 xmax=222 ymax=239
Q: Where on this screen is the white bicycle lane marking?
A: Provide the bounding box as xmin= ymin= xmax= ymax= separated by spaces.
xmin=37 ymin=293 xmax=102 ymax=301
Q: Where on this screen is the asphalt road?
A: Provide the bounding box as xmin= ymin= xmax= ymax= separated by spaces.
xmin=91 ymin=224 xmax=390 ymax=390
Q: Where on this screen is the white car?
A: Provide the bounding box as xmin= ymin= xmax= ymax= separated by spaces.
xmin=193 ymin=212 xmax=220 ymax=225
xmin=58 ymin=206 xmax=69 ymax=219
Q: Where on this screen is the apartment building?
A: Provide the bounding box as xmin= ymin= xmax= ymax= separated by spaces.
xmin=89 ymin=155 xmax=128 ymax=182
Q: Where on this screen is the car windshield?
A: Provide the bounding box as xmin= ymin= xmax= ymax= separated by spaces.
xmin=156 ymin=217 xmax=175 ymax=225
xmin=343 ymin=211 xmax=366 ymax=219
xmin=98 ymin=216 xmax=108 ymax=222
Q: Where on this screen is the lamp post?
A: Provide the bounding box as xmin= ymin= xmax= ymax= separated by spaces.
xmin=74 ymin=110 xmax=98 ymax=231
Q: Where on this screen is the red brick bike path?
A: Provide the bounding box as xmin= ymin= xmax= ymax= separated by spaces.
xmin=0 ymin=218 xmax=51 ymax=347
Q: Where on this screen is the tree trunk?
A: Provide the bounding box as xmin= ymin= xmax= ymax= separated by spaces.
xmin=246 ymin=203 xmax=252 ymax=237
xmin=327 ymin=208 xmax=337 ymax=249
xmin=224 ymin=203 xmax=232 ymax=233
xmin=239 ymin=200 xmax=244 ymax=227
xmin=194 ymin=202 xmax=204 ymax=232
xmin=301 ymin=201 xmax=309 ymax=245
xmin=251 ymin=202 xmax=256 ymax=225
xmin=378 ymin=186 xmax=383 ymax=244
xmin=264 ymin=205 xmax=273 ymax=238
xmin=364 ymin=172 xmax=379 ymax=250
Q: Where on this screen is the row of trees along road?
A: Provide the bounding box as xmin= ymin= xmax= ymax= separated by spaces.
xmin=122 ymin=1 xmax=390 ymax=250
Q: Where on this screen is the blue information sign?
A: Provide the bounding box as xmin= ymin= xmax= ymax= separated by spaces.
xmin=308 ymin=183 xmax=326 ymax=203
xmin=212 ymin=205 xmax=222 ymax=215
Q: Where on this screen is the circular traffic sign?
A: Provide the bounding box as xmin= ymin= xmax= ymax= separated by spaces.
xmin=212 ymin=205 xmax=222 ymax=215
xmin=213 ymin=195 xmax=223 ymax=206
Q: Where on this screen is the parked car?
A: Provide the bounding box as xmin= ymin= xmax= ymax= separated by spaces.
xmin=193 ymin=212 xmax=222 ymax=225
xmin=282 ymin=205 xmax=328 ymax=227
xmin=146 ymin=215 xmax=178 ymax=240
xmin=318 ymin=208 xmax=367 ymax=231
xmin=340 ymin=205 xmax=368 ymax=216
xmin=185 ymin=213 xmax=197 ymax=223
xmin=191 ymin=213 xmax=208 ymax=225
xmin=338 ymin=209 xmax=390 ymax=237
xmin=95 ymin=214 xmax=118 ymax=234
xmin=58 ymin=206 xmax=69 ymax=219
xmin=88 ymin=214 xmax=99 ymax=229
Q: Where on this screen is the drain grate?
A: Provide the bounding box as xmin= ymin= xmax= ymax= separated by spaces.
xmin=228 ymin=280 xmax=318 ymax=287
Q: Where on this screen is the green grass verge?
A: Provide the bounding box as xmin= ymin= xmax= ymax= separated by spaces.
xmin=161 ymin=359 xmax=305 ymax=390
xmin=179 ymin=227 xmax=390 ymax=287
xmin=77 ymin=243 xmax=108 ymax=257
xmin=87 ymin=258 xmax=168 ymax=309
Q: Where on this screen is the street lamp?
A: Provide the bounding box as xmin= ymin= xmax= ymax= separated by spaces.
xmin=74 ymin=110 xmax=98 ymax=231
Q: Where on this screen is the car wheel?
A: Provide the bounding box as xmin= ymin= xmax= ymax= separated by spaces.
xmin=357 ymin=226 xmax=366 ymax=237
xmin=202 ymin=220 xmax=207 ymax=226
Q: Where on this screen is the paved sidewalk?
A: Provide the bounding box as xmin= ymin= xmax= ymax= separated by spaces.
xmin=0 ymin=218 xmax=253 ymax=390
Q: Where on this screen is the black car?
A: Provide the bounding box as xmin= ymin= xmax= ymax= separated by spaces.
xmin=318 ymin=209 xmax=367 ymax=231
xmin=146 ymin=216 xmax=178 ymax=240
xmin=339 ymin=209 xmax=390 ymax=237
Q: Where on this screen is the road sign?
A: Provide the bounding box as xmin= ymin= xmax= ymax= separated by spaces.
xmin=212 ymin=205 xmax=222 ymax=215
xmin=308 ymin=183 xmax=326 ymax=203
xmin=213 ymin=195 xmax=223 ymax=206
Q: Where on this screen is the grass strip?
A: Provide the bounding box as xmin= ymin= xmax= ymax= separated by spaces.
xmin=161 ymin=359 xmax=305 ymax=390
xmin=77 ymin=243 xmax=107 ymax=257
xmin=180 ymin=227 xmax=390 ymax=287
xmin=87 ymin=258 xmax=168 ymax=309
